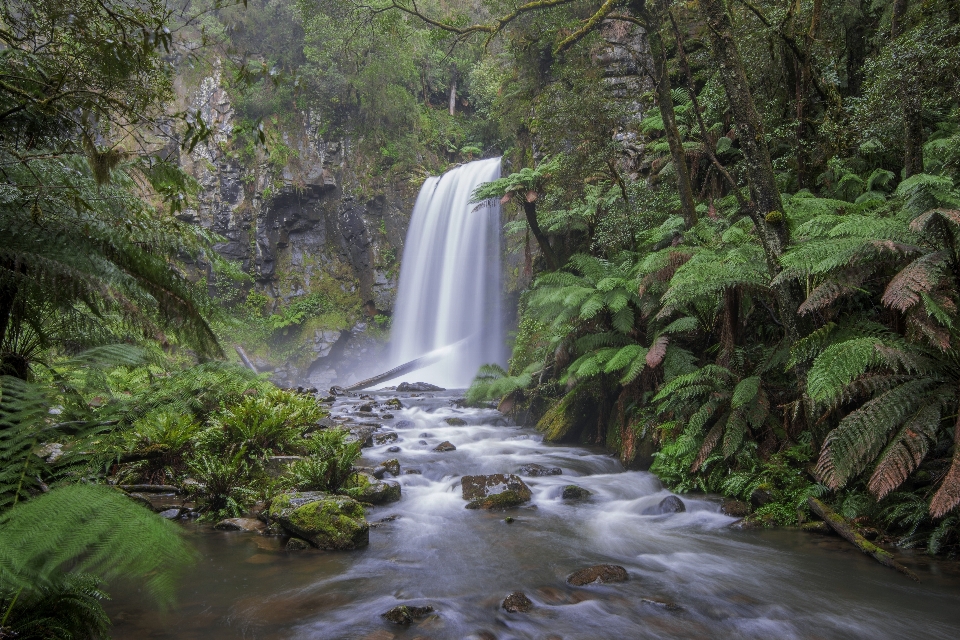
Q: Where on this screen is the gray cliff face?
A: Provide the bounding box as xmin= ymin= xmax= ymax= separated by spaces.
xmin=173 ymin=62 xmax=414 ymax=387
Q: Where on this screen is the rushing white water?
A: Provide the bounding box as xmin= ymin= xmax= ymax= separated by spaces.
xmin=387 ymin=157 xmax=504 ymax=387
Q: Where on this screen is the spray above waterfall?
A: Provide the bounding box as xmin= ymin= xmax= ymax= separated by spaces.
xmin=386 ymin=157 xmax=505 ymax=388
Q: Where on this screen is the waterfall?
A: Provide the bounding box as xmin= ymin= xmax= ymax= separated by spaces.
xmin=388 ymin=157 xmax=504 ymax=388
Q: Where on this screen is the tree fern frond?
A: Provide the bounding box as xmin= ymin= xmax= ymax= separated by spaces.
xmin=693 ymin=417 xmax=725 ymax=471
xmin=807 ymin=338 xmax=885 ymax=405
xmin=882 ymin=251 xmax=948 ymax=312
xmin=722 ymin=410 xmax=748 ymax=459
xmin=868 ymin=403 xmax=941 ymax=499
xmin=816 ymin=379 xmax=935 ymax=488
xmin=730 ymin=376 xmax=761 ymax=409
xmin=0 ymin=484 xmax=194 ymax=602
xmin=931 ymin=420 xmax=960 ymax=519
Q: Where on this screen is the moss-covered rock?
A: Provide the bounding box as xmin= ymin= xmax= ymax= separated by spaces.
xmin=268 ymin=492 xmax=368 ymax=549
xmin=344 ymin=472 xmax=401 ymax=505
xmin=465 ymin=490 xmax=526 ymax=510
xmin=561 ymin=485 xmax=592 ymax=500
xmin=444 ymin=417 xmax=467 ymax=426
xmin=461 ymin=474 xmax=532 ymax=502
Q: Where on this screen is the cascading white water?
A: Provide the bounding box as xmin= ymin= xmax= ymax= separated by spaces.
xmin=388 ymin=157 xmax=504 ymax=387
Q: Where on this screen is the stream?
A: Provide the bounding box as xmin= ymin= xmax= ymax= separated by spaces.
xmin=109 ymin=390 xmax=960 ymax=639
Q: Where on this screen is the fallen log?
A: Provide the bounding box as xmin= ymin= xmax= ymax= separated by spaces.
xmin=807 ymin=497 xmax=919 ymax=582
xmin=235 ymin=345 xmax=258 ymax=373
xmin=343 ymin=338 xmax=468 ymax=392
xmin=118 ymin=484 xmax=181 ymax=494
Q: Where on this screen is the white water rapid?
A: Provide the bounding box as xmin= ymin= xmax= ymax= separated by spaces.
xmin=387 ymin=157 xmax=505 ymax=387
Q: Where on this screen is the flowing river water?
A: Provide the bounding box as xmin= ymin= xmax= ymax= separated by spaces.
xmin=109 ymin=390 xmax=960 ymax=639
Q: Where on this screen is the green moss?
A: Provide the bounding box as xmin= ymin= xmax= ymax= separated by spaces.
xmin=287 ymin=497 xmax=366 ymax=543
xmin=536 ymin=391 xmax=579 ymax=442
xmin=465 ymin=490 xmax=524 ymax=510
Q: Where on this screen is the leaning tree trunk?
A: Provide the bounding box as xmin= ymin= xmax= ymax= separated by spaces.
xmin=523 ymin=199 xmax=560 ymax=271
xmin=696 ymin=0 xmax=800 ymax=343
xmin=642 ymin=4 xmax=698 ymax=228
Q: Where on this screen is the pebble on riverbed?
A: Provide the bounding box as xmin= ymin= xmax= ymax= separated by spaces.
xmin=502 ymin=591 xmax=533 ymax=613
xmin=566 ymin=564 xmax=628 ymax=586
xmin=381 ymin=605 xmax=434 ymax=625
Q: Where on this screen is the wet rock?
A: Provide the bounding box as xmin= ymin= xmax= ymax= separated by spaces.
xmin=385 ymin=398 xmax=403 ymax=409
xmin=720 ymin=499 xmax=750 ymax=518
xmin=502 ymin=591 xmax=533 ymax=613
xmin=285 ymin=537 xmax=310 ymax=550
xmin=518 ymin=463 xmax=562 ymax=477
xmin=397 ymin=382 xmax=444 ymax=392
xmin=404 ymin=469 xmax=422 ymax=475
xmin=641 ymin=597 xmax=683 ymax=611
xmin=434 ymin=441 xmax=457 ymax=452
xmin=381 ymin=413 xmax=395 ymax=420
xmin=418 ymin=432 xmax=432 ymax=438
xmin=358 ymin=404 xmax=374 ymax=412
xmin=330 ymin=386 xmax=346 ymax=396
xmin=393 ymin=419 xmax=414 ymax=429
xmin=374 ymin=432 xmax=398 ymax=446
xmin=346 ymin=424 xmax=380 ymax=448
xmin=461 ymin=474 xmax=532 ymax=502
xmin=370 ymin=514 xmax=400 ymax=528
xmin=358 ymin=411 xmax=378 ymax=418
xmin=358 ymin=479 xmax=402 ymax=505
xmin=214 ymin=518 xmax=266 ymax=532
xmin=466 ymin=491 xmax=527 ymax=510
xmin=316 ymin=417 xmax=338 ymax=429
xmin=387 ymin=446 xmax=401 ymax=453
xmin=643 ymin=495 xmax=686 ymax=515
xmin=382 ymin=604 xmax=434 ymax=625
xmin=444 ymin=417 xmax=467 ymax=426
xmin=319 ymin=396 xmax=336 ymax=403
xmin=504 ymin=516 xmax=515 ymax=523
xmin=379 ymin=459 xmax=401 ymax=477
xmin=267 ymin=492 xmax=368 ymax=549
xmin=37 ymin=442 xmax=64 ymax=463
xmin=418 ymin=440 xmax=428 ymax=445
xmin=158 ymin=508 xmax=181 ymax=519
xmin=566 ymin=564 xmax=628 ymax=586
xmin=462 ymin=474 xmax=531 ymax=509
xmin=562 ymin=485 xmax=592 ymax=500
xmin=750 ymin=488 xmax=774 ymax=508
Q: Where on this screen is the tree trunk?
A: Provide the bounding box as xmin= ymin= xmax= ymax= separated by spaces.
xmin=449 ymin=67 xmax=458 ymax=116
xmin=644 ymin=7 xmax=698 ymax=228
xmin=891 ymin=0 xmax=923 ymax=177
xmin=523 ymin=200 xmax=560 ymax=270
xmin=696 ymin=0 xmax=800 ymax=342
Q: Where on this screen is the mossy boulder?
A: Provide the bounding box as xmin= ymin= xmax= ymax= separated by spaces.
xmin=382 ymin=604 xmax=434 ymax=625
xmin=267 ymin=492 xmax=368 ymax=550
xmin=345 ymin=472 xmax=401 ymax=505
xmin=444 ymin=417 xmax=467 ymax=426
xmin=466 ymin=490 xmax=526 ymax=510
xmin=461 ymin=474 xmax=531 ymax=510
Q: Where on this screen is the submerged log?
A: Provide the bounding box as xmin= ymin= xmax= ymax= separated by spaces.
xmin=807 ymin=497 xmax=919 ymax=582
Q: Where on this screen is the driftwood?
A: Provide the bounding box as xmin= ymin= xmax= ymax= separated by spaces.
xmin=235 ymin=345 xmax=258 ymax=373
xmin=119 ymin=484 xmax=181 ymax=494
xmin=343 ymin=338 xmax=468 ymax=392
xmin=807 ymin=497 xmax=920 ymax=582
